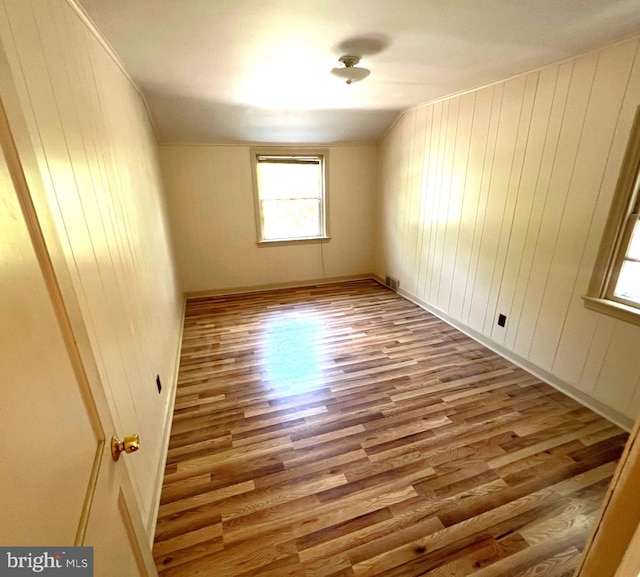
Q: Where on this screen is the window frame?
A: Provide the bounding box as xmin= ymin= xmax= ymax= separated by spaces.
xmin=583 ymin=106 xmax=640 ymax=326
xmin=250 ymin=148 xmax=330 ymax=246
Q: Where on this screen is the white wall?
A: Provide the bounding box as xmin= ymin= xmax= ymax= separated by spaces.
xmin=160 ymin=144 xmax=377 ymax=293
xmin=0 ymin=0 xmax=183 ymax=531
xmin=375 ymin=37 xmax=640 ymax=425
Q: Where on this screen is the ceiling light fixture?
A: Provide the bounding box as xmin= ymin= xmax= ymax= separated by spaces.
xmin=331 ymin=55 xmax=370 ymax=85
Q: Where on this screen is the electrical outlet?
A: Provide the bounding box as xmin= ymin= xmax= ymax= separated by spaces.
xmin=497 ymin=314 xmax=507 ymax=327
xmin=156 ymin=374 xmax=162 ymax=394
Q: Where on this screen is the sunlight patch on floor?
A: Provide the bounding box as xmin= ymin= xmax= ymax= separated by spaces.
xmin=261 ymin=311 xmax=327 ymax=392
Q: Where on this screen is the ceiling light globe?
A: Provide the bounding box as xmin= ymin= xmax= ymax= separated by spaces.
xmin=331 ymin=66 xmax=371 ymax=84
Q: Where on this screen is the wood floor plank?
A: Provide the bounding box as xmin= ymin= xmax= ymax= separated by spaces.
xmin=153 ymin=280 xmax=628 ymax=576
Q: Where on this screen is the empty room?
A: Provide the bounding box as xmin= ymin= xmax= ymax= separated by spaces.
xmin=2 ymin=1 xmax=640 ymax=576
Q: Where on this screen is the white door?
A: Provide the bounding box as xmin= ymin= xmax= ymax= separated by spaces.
xmin=0 ymin=90 xmax=157 ymax=575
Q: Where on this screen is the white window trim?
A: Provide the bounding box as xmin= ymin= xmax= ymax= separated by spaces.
xmin=583 ymin=106 xmax=640 ymax=326
xmin=250 ymin=147 xmax=330 ymax=246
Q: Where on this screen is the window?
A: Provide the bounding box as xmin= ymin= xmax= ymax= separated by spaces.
xmin=251 ymin=150 xmax=329 ymax=244
xmin=584 ymin=107 xmax=640 ymax=325
xmin=611 ymin=199 xmax=640 ymax=305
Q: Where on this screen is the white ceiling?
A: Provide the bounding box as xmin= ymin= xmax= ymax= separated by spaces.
xmin=78 ymin=0 xmax=640 ymax=144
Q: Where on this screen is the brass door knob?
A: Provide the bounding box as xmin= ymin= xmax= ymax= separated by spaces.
xmin=111 ymin=434 xmax=140 ymax=462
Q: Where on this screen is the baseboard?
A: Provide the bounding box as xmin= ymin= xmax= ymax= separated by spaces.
xmin=146 ymin=297 xmax=187 ymax=543
xmin=373 ymin=277 xmax=634 ymax=432
xmin=184 ymin=274 xmax=375 ymax=300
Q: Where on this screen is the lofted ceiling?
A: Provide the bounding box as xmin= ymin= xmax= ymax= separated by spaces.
xmin=78 ymin=0 xmax=640 ymax=144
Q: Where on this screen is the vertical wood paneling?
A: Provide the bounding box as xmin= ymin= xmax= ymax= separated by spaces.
xmin=483 ymin=74 xmax=537 ymax=337
xmin=405 ymin=107 xmax=427 ymax=296
xmin=594 ymin=321 xmax=640 ymax=412
xmin=414 ymin=105 xmax=434 ymax=298
xmin=530 ymin=43 xmax=637 ymax=369
xmin=415 ymin=104 xmax=436 ymax=299
xmin=397 ymin=110 xmax=415 ymax=287
xmin=462 ymin=84 xmax=503 ymax=323
xmin=423 ymin=101 xmax=445 ymax=300
xmin=469 ymin=76 xmax=526 ymax=333
xmin=580 ymin=316 xmax=617 ymax=394
xmin=629 ymin=374 xmax=640 ymax=416
xmin=390 ymin=115 xmax=411 ymax=282
xmin=491 ymin=66 xmax=557 ymax=345
xmin=553 ymin=41 xmax=640 ymax=386
xmin=441 ymin=92 xmax=474 ymax=312
xmin=376 ymin=37 xmax=640 ymax=422
xmin=448 ymin=90 xmax=487 ymax=319
xmin=376 ymin=130 xmax=396 ymax=275
xmin=432 ymin=96 xmax=459 ymax=308
xmin=0 ymin=0 xmax=183 ymax=530
xmin=160 ymin=144 xmax=377 ymax=293
xmin=505 ymin=62 xmax=573 ymax=351
xmin=515 ymin=53 xmax=597 ymax=364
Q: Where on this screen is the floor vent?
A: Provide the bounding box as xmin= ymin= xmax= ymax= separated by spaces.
xmin=385 ymin=275 xmax=400 ymax=291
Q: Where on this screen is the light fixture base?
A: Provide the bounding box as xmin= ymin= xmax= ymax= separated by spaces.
xmin=338 ymin=55 xmax=361 ymax=68
xmin=332 ymin=55 xmax=370 ymax=84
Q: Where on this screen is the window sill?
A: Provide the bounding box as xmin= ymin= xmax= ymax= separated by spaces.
xmin=582 ymin=295 xmax=640 ymax=327
xmin=257 ymin=236 xmax=331 ymax=247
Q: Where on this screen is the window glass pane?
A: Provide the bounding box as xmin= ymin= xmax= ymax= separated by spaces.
xmin=626 ymin=216 xmax=640 ymax=260
xmin=257 ymin=162 xmax=321 ymax=200
xmin=261 ymin=199 xmax=320 ymax=240
xmin=614 ymin=260 xmax=640 ymax=304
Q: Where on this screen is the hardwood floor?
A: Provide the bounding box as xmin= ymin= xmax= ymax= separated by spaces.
xmin=153 ymin=280 xmax=628 ymax=577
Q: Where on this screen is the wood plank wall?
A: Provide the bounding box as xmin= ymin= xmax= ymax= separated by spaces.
xmin=375 ymin=37 xmax=640 ymax=423
xmin=0 ymin=0 xmax=183 ymax=532
xmin=159 ymin=144 xmax=377 ymax=293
